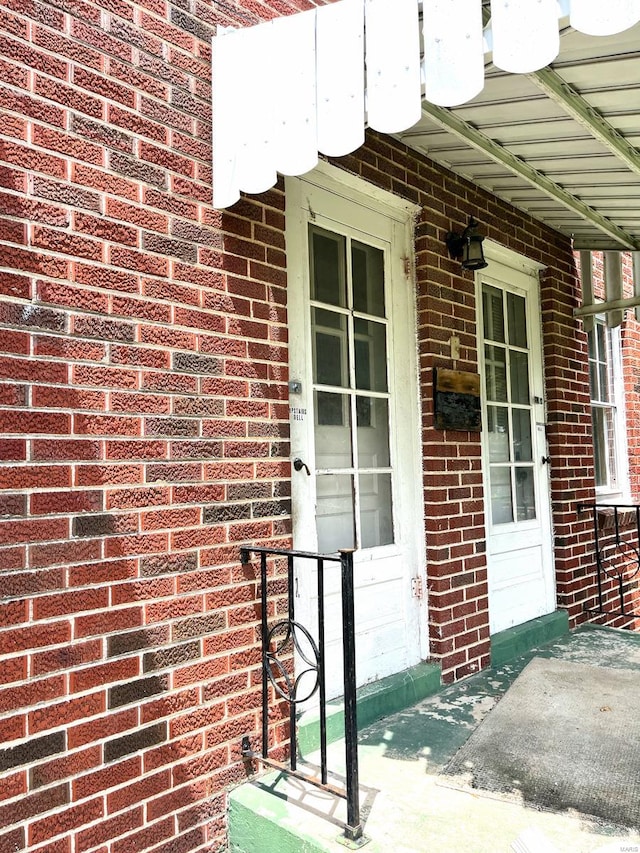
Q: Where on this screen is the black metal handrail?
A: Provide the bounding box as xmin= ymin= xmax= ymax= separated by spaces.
xmin=578 ymin=503 xmax=640 ymax=622
xmin=239 ymin=545 xmax=362 ymax=842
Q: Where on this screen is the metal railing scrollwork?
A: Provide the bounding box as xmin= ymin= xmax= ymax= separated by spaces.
xmin=239 ymin=545 xmax=362 ymax=843
xmin=578 ymin=503 xmax=640 ymax=623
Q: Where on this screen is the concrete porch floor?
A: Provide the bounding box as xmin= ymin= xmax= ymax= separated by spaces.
xmin=229 ymin=624 xmax=640 ymax=853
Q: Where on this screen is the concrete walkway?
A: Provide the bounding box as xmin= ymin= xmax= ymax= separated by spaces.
xmin=229 ymin=625 xmax=640 ymax=853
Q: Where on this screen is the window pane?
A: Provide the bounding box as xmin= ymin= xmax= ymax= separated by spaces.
xmin=316 ymin=474 xmax=355 ymax=552
xmin=313 ymin=308 xmax=347 ymax=387
xmin=357 ymin=397 xmax=390 ymax=467
xmin=490 ymin=467 xmax=513 ymax=524
xmin=598 ymin=361 xmax=609 ymax=402
xmin=510 ymin=351 xmax=530 ymax=404
xmin=483 ymin=285 xmax=505 ymax=343
xmin=512 ymin=409 xmax=532 ymax=462
xmin=354 ymin=318 xmax=388 ymax=392
xmin=352 ymin=241 xmax=385 ymax=317
xmin=515 ymin=467 xmax=536 ymax=520
xmin=485 ymin=345 xmax=507 ymax=402
xmin=487 ymin=406 xmax=510 ymax=462
xmin=592 ymin=405 xmax=617 ymax=489
xmin=507 ymin=293 xmax=527 ymax=348
xmin=359 ymin=473 xmax=393 ymax=548
xmin=310 ymin=227 xmax=346 ymax=307
xmin=315 ymin=392 xmax=352 ymax=469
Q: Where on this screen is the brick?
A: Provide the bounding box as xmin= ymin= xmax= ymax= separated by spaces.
xmin=108 ymin=674 xmax=168 ymax=709
xmin=0 ymin=272 xmax=30 ymax=300
xmin=173 ymin=352 xmax=222 ymax=375
xmin=0 ymin=783 xmax=70 ymax=834
xmin=104 ymin=721 xmax=167 ymax=763
xmin=139 ymin=551 xmax=198 ymax=576
xmin=0 ymin=517 xmax=68 ymax=546
xmin=32 ymin=176 xmax=102 ymax=212
xmin=142 ymin=641 xmax=201 ymax=672
xmin=37 ymin=279 xmax=109 ymax=312
xmin=31 ymin=439 xmax=102 ymax=461
xmin=0 ymin=730 xmax=65 ymax=773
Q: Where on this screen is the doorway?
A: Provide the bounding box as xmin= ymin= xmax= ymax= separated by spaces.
xmin=478 ymin=248 xmax=555 ymax=634
xmin=286 ymin=165 xmax=426 ymax=698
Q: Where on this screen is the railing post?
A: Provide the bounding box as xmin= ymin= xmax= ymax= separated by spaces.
xmin=340 ymin=548 xmax=362 ymax=841
xmin=240 ymin=544 xmax=363 ymax=843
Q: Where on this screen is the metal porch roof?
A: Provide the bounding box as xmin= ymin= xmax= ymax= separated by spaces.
xmin=212 ymin=1 xmax=640 ymax=252
xmin=399 ymin=14 xmax=640 ymax=251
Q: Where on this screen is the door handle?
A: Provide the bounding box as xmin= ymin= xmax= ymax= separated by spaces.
xmin=293 ymin=458 xmax=311 ymax=476
xmin=541 ymin=456 xmax=551 ymax=465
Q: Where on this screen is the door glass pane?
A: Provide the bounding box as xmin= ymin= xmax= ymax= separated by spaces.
xmin=315 ymin=392 xmax=352 ymax=468
xmin=352 ymin=241 xmax=385 ymax=317
xmin=490 ymin=467 xmax=513 ymax=524
xmin=316 ymin=474 xmax=355 ymax=551
xmin=487 ymin=406 xmax=510 ymax=462
xmin=510 ymin=351 xmax=530 ymax=404
xmin=357 ymin=397 xmax=390 ymax=467
xmin=313 ymin=308 xmax=347 ymax=387
xmin=483 ymin=285 xmax=505 ymax=343
xmin=310 ymin=228 xmax=346 ymax=307
xmin=507 ymin=293 xmax=527 ymax=348
xmin=359 ymin=473 xmax=393 ymax=548
xmin=354 ymin=319 xmax=388 ymax=392
xmin=512 ymin=409 xmax=532 ymax=461
xmin=485 ymin=345 xmax=507 ymax=402
xmin=515 ymin=468 xmax=536 ymax=520
xmin=309 ymin=224 xmax=394 ymax=551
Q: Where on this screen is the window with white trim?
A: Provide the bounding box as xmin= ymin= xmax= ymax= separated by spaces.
xmin=588 ymin=317 xmax=629 ymax=499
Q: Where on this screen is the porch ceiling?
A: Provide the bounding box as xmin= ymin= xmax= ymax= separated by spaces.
xmin=399 ymin=14 xmax=640 ymax=251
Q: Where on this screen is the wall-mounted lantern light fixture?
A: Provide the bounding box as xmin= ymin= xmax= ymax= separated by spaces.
xmin=445 ymin=216 xmax=488 ymax=271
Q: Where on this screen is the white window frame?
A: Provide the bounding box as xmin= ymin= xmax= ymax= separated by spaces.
xmin=588 ymin=316 xmax=630 ymax=502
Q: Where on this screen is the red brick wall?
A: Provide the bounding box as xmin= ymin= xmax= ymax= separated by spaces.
xmin=0 ymin=1 xmax=610 ymax=851
xmin=0 ymin=2 xmax=304 ymax=851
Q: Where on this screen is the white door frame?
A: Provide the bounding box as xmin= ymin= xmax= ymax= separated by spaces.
xmin=477 ymin=242 xmax=556 ymax=634
xmin=285 ymin=163 xmax=429 ymax=693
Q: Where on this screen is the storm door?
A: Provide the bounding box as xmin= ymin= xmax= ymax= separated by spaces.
xmin=479 ymin=253 xmax=555 ymax=633
xmin=286 ymin=168 xmax=426 ymax=699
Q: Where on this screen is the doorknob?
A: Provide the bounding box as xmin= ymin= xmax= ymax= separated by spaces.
xmin=293 ymin=458 xmax=311 ymax=476
xmin=541 ymin=456 xmax=551 ymax=465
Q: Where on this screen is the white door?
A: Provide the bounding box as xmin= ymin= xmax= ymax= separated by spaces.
xmin=478 ymin=249 xmax=556 ymax=634
xmin=286 ymin=166 xmax=426 ymax=700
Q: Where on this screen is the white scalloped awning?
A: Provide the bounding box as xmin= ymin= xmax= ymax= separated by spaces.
xmin=211 ymin=0 xmax=640 ymax=209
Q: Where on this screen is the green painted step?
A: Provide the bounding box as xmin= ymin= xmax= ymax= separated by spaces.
xmin=297 ymin=661 xmax=441 ymax=757
xmin=490 ymin=610 xmax=569 ymax=668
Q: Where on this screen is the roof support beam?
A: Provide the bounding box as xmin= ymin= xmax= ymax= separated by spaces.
xmin=574 ymin=295 xmax=640 ymax=318
xmin=528 ymin=66 xmax=640 ymax=178
xmin=419 ymin=101 xmax=638 ymax=250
